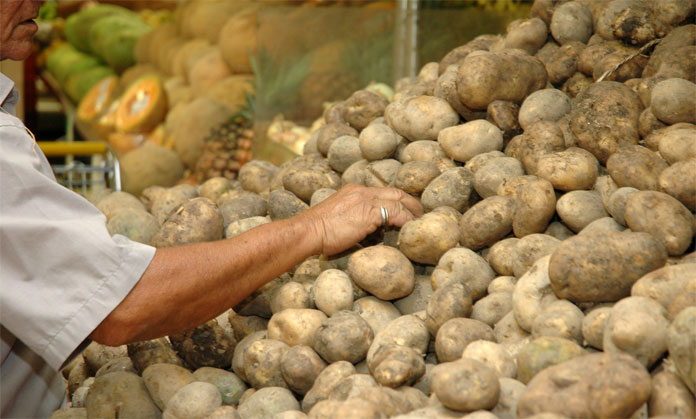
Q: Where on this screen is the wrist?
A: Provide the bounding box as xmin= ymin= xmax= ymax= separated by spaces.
xmin=288 ymin=212 xmax=324 ymax=257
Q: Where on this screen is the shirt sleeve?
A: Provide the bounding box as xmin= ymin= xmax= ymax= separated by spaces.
xmin=0 ymin=123 xmax=156 ymax=371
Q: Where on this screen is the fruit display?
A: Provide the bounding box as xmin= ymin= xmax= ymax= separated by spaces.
xmin=51 ymin=0 xmax=696 ymax=418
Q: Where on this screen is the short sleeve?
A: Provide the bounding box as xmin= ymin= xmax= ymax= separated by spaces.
xmin=0 ymin=123 xmax=156 ymax=371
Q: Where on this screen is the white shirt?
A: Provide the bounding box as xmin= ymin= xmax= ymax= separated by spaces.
xmin=0 ymin=72 xmax=156 ymax=417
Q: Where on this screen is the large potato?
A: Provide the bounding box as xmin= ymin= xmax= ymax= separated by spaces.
xmin=431 ymin=359 xmax=501 ymax=412
xmin=536 ymin=147 xmax=598 ymax=191
xmin=342 ymin=90 xmax=389 ymax=131
xmin=359 ymin=123 xmax=399 ymax=161
xmin=347 ymin=245 xmax=415 ymax=300
xmin=435 ymin=318 xmax=494 ymax=362
xmin=267 ymin=309 xmax=327 ymax=348
xmin=474 ymin=157 xmax=525 ymax=199
xmin=505 ymin=121 xmax=565 ymax=175
xmin=457 ymin=51 xmax=547 ymax=110
xmin=667 ymin=307 xmax=696 ymax=394
xmin=631 ymin=263 xmax=696 ymax=312
xmin=282 ymin=167 xmax=341 ymax=204
xmin=301 ymin=361 xmax=356 ymax=413
xmin=438 ymin=120 xmax=504 ymax=163
xmin=393 ymin=161 xmax=441 ymax=196
xmin=243 ymin=339 xmax=290 ymax=389
xmin=430 ymin=247 xmax=495 ymax=299
xmin=313 ymin=311 xmax=374 ymax=364
xmin=363 ymin=159 xmax=402 ymax=188
xmin=425 ymin=282 xmax=473 ymax=336
xmin=280 ymin=345 xmax=327 ymax=396
xmin=651 ymin=78 xmax=696 ymax=124
xmin=581 ymin=304 xmax=612 ymax=350
xmin=515 ymin=336 xmax=585 ymax=384
xmin=605 ymin=145 xmax=668 ymax=191
xmin=550 ymin=1 xmax=593 ymax=44
xmin=532 ymin=300 xmax=584 ymax=345
xmin=352 ymin=297 xmax=401 ymax=336
xmin=384 ymin=95 xmax=459 ymax=142
xmin=511 ymin=255 xmax=559 ymax=332
xmin=471 ymin=292 xmax=513 ymax=328
xmin=314 ymin=123 xmax=359 ymax=157
xmin=268 ymin=190 xmax=309 ymax=220
xmin=238 ymin=160 xmax=279 ymax=195
xmin=459 ymin=196 xmax=515 ymax=250
xmin=502 ymin=17 xmax=548 ymax=54
xmin=367 ymin=315 xmax=429 ymax=369
xmin=219 ymin=193 xmax=267 ymax=227
xmin=510 ymin=234 xmax=561 ymax=278
xmin=150 ymin=197 xmax=224 ymax=247
xmin=398 ymin=212 xmax=460 ymax=265
xmin=548 ymin=231 xmax=668 ymax=303
xmin=420 ymin=167 xmax=474 ymax=213
xmin=150 ymin=184 xmax=199 ymax=224
xmin=518 ymin=89 xmax=571 ymax=131
xmin=499 ymin=176 xmax=556 ymax=237
xmin=555 ymin=190 xmax=608 ymax=233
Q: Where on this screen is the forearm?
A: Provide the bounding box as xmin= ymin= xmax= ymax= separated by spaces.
xmin=90 ymin=216 xmax=321 ymax=346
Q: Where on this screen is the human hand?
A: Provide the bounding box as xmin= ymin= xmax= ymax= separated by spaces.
xmin=296 ymin=184 xmax=424 ymax=256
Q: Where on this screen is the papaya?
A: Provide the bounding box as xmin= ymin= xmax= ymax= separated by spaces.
xmin=88 ymin=15 xmax=151 ymax=73
xmin=114 ymin=75 xmax=167 ymax=134
xmin=45 ymin=44 xmax=101 ymax=86
xmin=64 ymin=66 xmax=115 ymax=103
xmin=119 ymin=64 xmax=161 ymax=92
xmin=77 ymin=75 xmax=119 ymax=123
xmin=64 ymin=4 xmax=136 ymax=53
xmin=108 ymin=132 xmax=146 ymax=155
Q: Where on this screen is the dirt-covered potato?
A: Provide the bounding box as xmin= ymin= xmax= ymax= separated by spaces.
xmin=363 ymin=159 xmax=402 ymax=188
xmin=505 ymin=121 xmax=565 ymax=175
xmin=581 ymin=304 xmax=612 ymax=350
xmin=267 ymin=309 xmax=327 ymax=348
xmin=561 ymin=70 xmax=592 ymax=97
xmin=104 ymin=207 xmax=159 ymax=244
xmin=313 ymin=310 xmax=374 ymax=364
xmin=352 ymin=296 xmax=401 ymax=336
xmin=341 ymin=90 xmax=389 ymax=131
xmin=457 ymin=51 xmax=547 ymax=110
xmin=367 ymin=315 xmax=429 ymax=370
xmin=486 ymin=238 xmax=520 ymax=276
xmin=309 ymin=188 xmax=336 ymax=207
xmin=238 ymin=160 xmax=279 ymax=195
xmin=438 ymin=120 xmax=504 ymax=164
xmin=649 ymin=370 xmax=696 ymax=418
xmin=605 ymin=145 xmax=668 ymax=191
xmin=494 ymin=312 xmax=532 ymax=360
xmin=605 ymin=186 xmax=638 ymax=226
xmin=127 ymin=338 xmax=184 ymax=375
xmin=280 ymin=345 xmax=327 ymax=396
xmin=96 ymin=191 xmax=147 ymax=221
xmin=668 ymin=307 xmax=696 ymax=394
xmin=368 ymin=344 xmax=425 ymax=388
xmin=579 ymin=216 xmax=626 ymax=235
xmin=536 ymin=147 xmax=598 ymax=191
xmin=603 ymin=296 xmax=670 ymax=367
xmin=550 ymin=1 xmax=593 ymax=44
xmin=515 ymin=336 xmax=585 ymax=384
xmin=430 ymin=247 xmax=495 ymax=298
xmin=314 ymin=123 xmax=359 ymax=157
xmin=398 ymin=211 xmax=460 ymax=265
xmin=243 ymin=338 xmax=290 ymax=389
xmin=435 ymin=318 xmax=495 ymax=362
xmin=425 ymin=282 xmax=473 ymax=336
xmin=192 ymin=366 xmax=247 ymax=406
xmin=544 ymin=222 xmax=574 ymax=241
xmin=555 ymin=190 xmax=608 ymax=233
xmin=631 ymin=263 xmax=696 ymax=312
xmin=168 ymin=320 xmax=236 ymax=370
xmin=308 ymin=398 xmax=382 ymax=419
xmin=434 ymin=65 xmax=487 ymax=121
xmin=518 ymin=89 xmax=571 ymax=131
xmin=474 ymin=157 xmax=525 ymax=199
xmin=431 ymin=358 xmax=501 ymax=412
xmin=149 ymin=184 xmax=199 ymax=224
xmin=486 ymin=101 xmax=521 ymax=141
xmin=359 ymin=123 xmax=399 ymax=161
xmin=502 ymin=18 xmax=548 ymax=55
xmin=651 ymin=78 xmax=696 ymax=124
xmin=471 ymin=292 xmax=513 ymax=328
xmin=569 ymin=81 xmax=643 ymax=163
xmin=657 ymin=126 xmax=696 ymax=165
xmin=459 ymin=196 xmax=515 ymax=250
xmin=498 ymin=176 xmax=557 ymax=237
xmin=141 ymin=363 xmax=195 ymax=410
xmin=511 ymin=255 xmax=559 ymax=332
xmin=393 ymin=274 xmax=433 ymax=315
xmin=348 ymin=245 xmax=415 ymax=300
xmin=531 ymin=300 xmax=584 ymax=344
xmin=549 ymin=231 xmax=668 ymax=303
xmin=268 ymin=190 xmax=309 ymax=220
xmin=301 ymin=361 xmax=356 ymax=413
xmin=384 ymin=95 xmax=460 ymax=142
xmin=311 ymin=269 xmax=354 ymax=316
xmin=438 ymin=33 xmax=501 ymax=73
xmin=393 ymin=161 xmax=440 ymax=196
xmin=420 ymin=167 xmax=474 ymax=213
xmin=225 ymin=216 xmax=271 ymax=239
xmin=624 ymin=191 xmax=696 ymax=256
xmin=198 ymin=177 xmax=232 ymax=203
xmin=231 ymin=331 xmax=266 ymax=382
xmin=150 ymin=197 xmax=223 ymax=247
xmin=659 ymin=157 xmax=696 ymax=210
xmin=462 ymin=340 xmax=517 ymax=379
xmin=341 ymin=160 xmax=368 ymax=186
xmin=511 ymin=234 xmax=561 ymax=278
xmin=85 ymin=372 xmax=161 ymax=418
xmin=398 ymin=140 xmax=448 ymax=164
xmin=219 ymin=193 xmax=267 ymax=227
xmin=326 ymin=135 xmax=362 ymax=174
xmin=237 ymin=387 xmax=300 ymax=419
xmin=270 ymin=282 xmax=311 ymax=314
xmin=282 ymin=167 xmax=341 ymax=204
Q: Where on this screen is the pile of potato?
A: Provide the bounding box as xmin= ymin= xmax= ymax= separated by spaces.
xmin=52 ymin=0 xmax=696 ymax=418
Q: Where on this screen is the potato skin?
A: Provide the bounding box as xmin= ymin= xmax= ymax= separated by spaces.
xmin=347 ymin=245 xmax=415 ymax=300
xmin=393 ymin=161 xmax=441 ymax=196
xmin=536 ymin=147 xmax=599 ymax=191
xmin=150 ymin=197 xmax=224 ymax=247
xmin=342 ymin=90 xmax=389 ymax=131
xmin=459 ymin=196 xmax=516 ymax=250
xmin=398 ymin=212 xmax=460 ymax=265
xmin=659 ymin=159 xmax=696 ymax=211
xmin=457 ymin=51 xmax=548 ymax=110
xmin=384 ymin=95 xmax=460 ymax=142
xmin=420 ymin=167 xmax=474 ymax=213
xmin=606 ymin=145 xmax=668 ymax=191
xmin=651 ymin=78 xmax=696 ymax=124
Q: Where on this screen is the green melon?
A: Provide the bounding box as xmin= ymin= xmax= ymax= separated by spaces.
xmin=64 ymin=4 xmax=136 ymax=53
xmin=46 ymin=44 xmax=101 ymax=85
xmin=89 ymin=15 xmax=151 ymax=73
xmin=64 ymin=66 xmax=115 ymax=103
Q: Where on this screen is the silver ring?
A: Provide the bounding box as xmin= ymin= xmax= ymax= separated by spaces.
xmin=380 ymin=206 xmax=389 ymax=227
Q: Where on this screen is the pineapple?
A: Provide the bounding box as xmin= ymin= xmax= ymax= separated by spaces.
xmin=193 ymin=97 xmax=254 ymax=183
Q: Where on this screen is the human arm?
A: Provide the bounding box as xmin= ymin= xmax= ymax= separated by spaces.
xmin=89 ymin=184 xmax=423 ymax=346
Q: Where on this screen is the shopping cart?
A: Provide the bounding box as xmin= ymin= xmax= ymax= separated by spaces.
xmin=37 ymin=141 xmax=121 ymax=199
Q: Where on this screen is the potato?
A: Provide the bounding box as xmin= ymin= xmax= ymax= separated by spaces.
xmin=494 ymin=312 xmax=532 ymax=360
xmin=462 ymin=340 xmax=517 ymax=379
xmin=95 ymin=357 xmax=136 ymax=378
xmin=486 ymin=238 xmax=520 ymax=276
xmin=517 ymin=353 xmax=651 ymax=418
xmin=308 ymin=398 xmax=382 ymax=419
xmin=667 ymin=307 xmax=696 ymax=394
xmin=219 ymin=193 xmax=267 ymax=228
xmin=631 ymin=263 xmax=696 ymax=313
xmin=425 ymin=282 xmax=473 ymax=336
xmin=581 ymin=304 xmax=612 ymax=350
xmin=367 ymin=315 xmax=429 ymax=369
xmin=394 ymin=274 xmax=434 ymax=315
xmin=419 ymin=167 xmax=474 ymax=213
xmin=457 ymin=51 xmax=547 ymax=110
xmin=518 ymin=89 xmax=571 ymax=131
xmin=359 ymin=123 xmax=399 ymax=161
xmin=193 ymin=367 xmax=247 ymax=406
xmin=228 ymin=314 xmax=268 ymax=343
xmin=594 ymin=174 xmax=620 ymax=210
xmin=267 ymin=309 xmax=327 ymax=347
xmin=561 ymin=70 xmax=592 ymax=98
xmin=536 ymin=147 xmax=598 ymax=191
xmin=569 ymin=81 xmax=643 ymax=163
xmin=169 ymin=320 xmax=236 ymax=370
xmin=268 ymin=190 xmax=309 ymax=220
xmin=309 ymin=188 xmax=336 ymax=208
xmin=431 ymin=359 xmax=501 ymax=412
xmin=624 ymin=191 xmax=696 ymax=256
xmin=225 ymin=216 xmax=271 ymax=239
xmin=473 ymin=157 xmax=524 ymax=199
xmin=393 ymin=161 xmax=440 ymax=196
xmin=384 ymin=95 xmax=460 ymax=142
xmin=644 ymin=122 xmax=695 ymax=152
xmin=543 ymin=221 xmax=574 ymax=241
xmin=347 ymin=245 xmax=414 ymax=300
xmin=237 ymin=387 xmax=300 ymax=419
xmin=341 ymin=160 xmax=368 ymax=186
xmin=150 ymin=197 xmax=223 ymax=247
xmin=491 ymin=378 xmax=526 ymax=419
xmin=363 ymin=159 xmax=402 ymax=188
xmin=592 ymin=49 xmax=648 ymax=82
xmin=300 ymin=361 xmax=355 ymax=413
xmin=511 ymin=254 xmax=560 ymax=333
xmin=505 ymin=121 xmax=565 ymax=175
xmin=579 ymin=216 xmax=626 ymax=234
xmin=368 ymin=344 xmax=425 ymax=388
xmin=326 ymin=135 xmax=362 ymax=174
xmin=142 ymin=363 xmax=195 ymax=410
xmin=430 ymin=247 xmax=495 ymax=298
xmin=311 ymin=269 xmax=354 ymax=316
xmin=231 ymin=331 xmax=267 ymax=383
xmin=488 ymin=276 xmax=516 ymax=295
xmin=556 ymin=190 xmax=608 ymax=233
xmin=398 ymin=212 xmax=460 ymax=265
xmin=238 ymin=160 xmax=279 ymax=195
xmin=243 ymin=338 xmax=290 ymax=389
xmin=280 ymin=345 xmax=327 ymax=396
xmin=96 ymin=191 xmax=146 ymax=221
xmin=550 ymin=1 xmax=593 ymax=44
xmin=515 ymin=336 xmax=585 ymax=384
xmin=85 ymin=372 xmax=161 ymax=419
xmin=651 ymin=78 xmax=696 ymax=124
xmin=546 ymin=42 xmax=586 ymax=86
xmin=341 ymin=90 xmax=389 ymax=131
xmin=531 ymin=300 xmax=584 ymax=344
xmin=498 ymin=176 xmax=557 ymax=237
xmin=638 ymin=107 xmax=667 ymax=138
xmin=486 ymin=101 xmax=521 ymax=142
xmin=314 ymin=311 xmax=374 ymax=364
xmin=127 ymin=338 xmax=184 ymax=374
xmin=150 ymin=184 xmax=199 ymax=224
xmin=398 ymin=140 xmax=448 ymax=164
xmin=606 ymin=186 xmax=639 ymax=226
xmin=435 ymin=318 xmax=494 ymax=362
xmin=198 ymin=177 xmax=232 ymax=203
xmin=511 ymin=234 xmax=561 ymax=278
xmin=352 ymin=296 xmax=401 ymax=336
xmin=471 ymin=292 xmax=513 ymax=328
xmin=649 ymin=370 xmax=696 ymax=418
xmin=605 ymin=145 xmax=668 ymax=192
xmin=315 ymin=123 xmax=359 ymax=157
xmin=603 ymin=296 xmax=670 ymax=367
xmin=502 ymin=18 xmax=548 ymax=55
xmin=282 ymin=167 xmax=341 ymax=204
xmin=438 ymin=120 xmax=504 ymax=164
xmin=459 ymin=196 xmax=515 ymax=250
xmin=438 ymin=34 xmax=501 ymax=73
xmin=434 ymin=65 xmax=487 ymax=121
xmin=549 ymin=231 xmax=668 ymax=303
xmin=83 ymin=342 xmax=127 ymax=374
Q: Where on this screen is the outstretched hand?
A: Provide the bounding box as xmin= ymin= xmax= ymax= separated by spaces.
xmin=297 ymin=184 xmax=424 ymax=256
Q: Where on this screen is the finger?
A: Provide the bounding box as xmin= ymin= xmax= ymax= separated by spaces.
xmin=398 ymin=192 xmax=424 ymax=218
xmin=378 ymin=200 xmax=416 ymax=228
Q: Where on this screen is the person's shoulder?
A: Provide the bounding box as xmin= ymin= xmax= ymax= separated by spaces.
xmin=0 ymin=110 xmax=25 ymax=130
